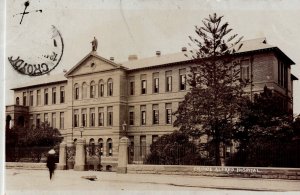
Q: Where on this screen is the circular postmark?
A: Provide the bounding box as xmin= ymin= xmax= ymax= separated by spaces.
xmin=7 ymin=25 xmax=64 ymax=76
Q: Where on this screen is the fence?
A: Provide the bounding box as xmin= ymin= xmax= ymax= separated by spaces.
xmin=6 ymin=146 xmax=59 ymax=163
xmin=128 ymin=142 xmax=300 ymax=168
xmin=128 ymin=145 xmax=212 ymax=166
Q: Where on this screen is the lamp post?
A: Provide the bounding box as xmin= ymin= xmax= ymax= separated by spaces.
xmin=79 ymin=127 xmax=84 ymax=138
xmin=122 ymin=121 xmax=127 ymax=137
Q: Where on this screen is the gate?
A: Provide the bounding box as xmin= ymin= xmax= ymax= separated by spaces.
xmin=66 ymin=145 xmax=76 ymax=169
xmin=86 ymin=144 xmax=102 ymax=171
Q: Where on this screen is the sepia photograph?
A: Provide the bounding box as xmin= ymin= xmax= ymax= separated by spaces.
xmin=2 ymin=0 xmax=300 ymax=194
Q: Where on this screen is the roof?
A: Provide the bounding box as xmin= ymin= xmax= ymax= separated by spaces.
xmin=121 ymin=37 xmax=295 ymax=70
xmin=11 ymin=37 xmax=296 ymax=90
xmin=65 ymin=51 xmax=127 ymax=77
xmin=11 ymin=73 xmax=67 ymax=90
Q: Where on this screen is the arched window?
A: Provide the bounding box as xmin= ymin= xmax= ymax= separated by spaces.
xmin=98 ymin=138 xmax=103 ymax=156
xmin=16 ymin=97 xmax=20 ymax=105
xmin=107 ymin=78 xmax=113 ymax=96
xmin=90 ymin=81 xmax=96 ymax=98
xmin=82 ymin=82 xmax=87 ymax=99
xmin=73 ymin=138 xmax=77 ymax=145
xmin=74 ymin=83 xmax=79 ymax=100
xmin=106 ymin=138 xmax=113 ymax=156
xmin=98 ymin=80 xmax=104 ymax=97
xmin=6 ymin=115 xmax=12 ymax=130
xmin=89 ymin=138 xmax=95 ymax=155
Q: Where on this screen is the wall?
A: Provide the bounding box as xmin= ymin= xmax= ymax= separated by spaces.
xmin=127 ymin=164 xmax=300 ymax=180
xmin=6 ymin=162 xmax=47 ymax=170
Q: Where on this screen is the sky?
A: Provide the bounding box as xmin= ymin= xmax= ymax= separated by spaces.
xmin=4 ymin=0 xmax=300 ymax=114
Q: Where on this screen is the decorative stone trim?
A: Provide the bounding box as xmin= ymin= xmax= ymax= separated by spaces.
xmin=127 ymin=165 xmax=300 ymax=180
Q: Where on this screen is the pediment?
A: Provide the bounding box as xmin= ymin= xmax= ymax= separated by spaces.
xmin=65 ymin=52 xmax=124 ymax=77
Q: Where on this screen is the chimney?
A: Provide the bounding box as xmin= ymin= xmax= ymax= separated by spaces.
xmin=156 ymin=51 xmax=161 ymax=56
xmin=110 ymin=57 xmax=114 ymax=61
xmin=128 ymin=55 xmax=138 ymax=61
xmin=181 ymin=47 xmax=187 ymax=52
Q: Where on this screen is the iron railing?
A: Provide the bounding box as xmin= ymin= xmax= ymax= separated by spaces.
xmin=6 ymin=146 xmax=59 ymax=163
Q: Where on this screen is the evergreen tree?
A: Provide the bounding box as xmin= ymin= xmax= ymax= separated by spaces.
xmin=174 ymin=13 xmax=246 ymax=166
xmin=230 ymin=86 xmax=298 ymax=167
xmin=145 ymin=131 xmax=203 ymax=165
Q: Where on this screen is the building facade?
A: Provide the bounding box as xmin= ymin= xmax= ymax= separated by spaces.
xmin=6 ymin=37 xmax=298 ymax=169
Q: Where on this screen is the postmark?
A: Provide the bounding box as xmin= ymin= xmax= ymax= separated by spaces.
xmin=8 ymin=25 xmax=64 ymax=76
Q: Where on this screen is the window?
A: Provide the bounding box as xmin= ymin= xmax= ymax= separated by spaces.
xmin=82 ymin=83 xmax=87 ymax=99
xmin=74 ymin=84 xmax=79 ymax=100
xmin=98 ymin=138 xmax=103 ymax=156
xmin=98 ymin=107 xmax=104 ymax=126
xmin=107 ymin=138 xmax=113 ymax=156
xmin=74 ymin=109 xmax=79 ymax=127
xmin=141 ymin=80 xmax=147 ymax=94
xmin=179 ymin=69 xmax=186 ymax=90
xmin=36 ymin=114 xmax=41 ymax=126
xmin=90 ymin=108 xmax=95 ymax=127
xmin=81 ymin=109 xmax=87 ymax=127
xmin=153 ymin=72 xmax=159 ymax=93
xmin=107 ymin=78 xmax=113 ymax=96
xmin=23 ymin=92 xmax=27 ymax=106
xmin=90 ymin=81 xmax=96 ymax=98
xmin=29 ymin=91 xmax=33 ymax=106
xmin=52 ymin=113 xmax=56 ymax=128
xmin=166 ymin=70 xmax=172 ymax=92
xmin=44 ymin=89 xmax=48 ymax=105
xmin=278 ymin=61 xmax=288 ymax=88
xmin=60 ymin=112 xmax=64 ymax=129
xmin=99 ymin=80 xmax=104 ymax=97
xmin=16 ymin=97 xmax=19 ymax=105
xmin=241 ymin=59 xmax=250 ymax=82
xmin=37 ymin=90 xmax=41 ymax=105
xmin=129 ymin=77 xmax=135 ymax=95
xmin=152 ymin=104 xmax=159 ymax=124
xmin=141 ymin=105 xmax=146 ymax=125
xmin=166 ymin=103 xmax=172 ymax=124
xmin=29 ymin=115 xmax=33 ymax=127
xmin=60 ymin=86 xmax=65 ymax=103
xmin=129 ymin=106 xmax=134 ymax=125
xmin=107 ymin=106 xmax=113 ymax=126
xmin=52 ymin=87 xmax=56 ymax=104
xmin=140 ymin=136 xmax=146 ymax=158
xmin=44 ymin=113 xmax=48 ymax=123
xmin=141 ymin=74 xmax=147 ymax=94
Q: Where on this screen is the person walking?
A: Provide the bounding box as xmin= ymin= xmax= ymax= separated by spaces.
xmin=46 ymin=149 xmax=56 ymax=180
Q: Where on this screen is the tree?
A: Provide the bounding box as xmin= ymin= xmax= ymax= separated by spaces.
xmin=229 ymin=86 xmax=299 ymax=167
xmin=174 ymin=13 xmax=245 ymax=165
xmin=11 ymin=122 xmax=62 ymax=147
xmin=145 ymin=131 xmax=204 ymax=165
xmin=6 ymin=122 xmax=62 ymax=162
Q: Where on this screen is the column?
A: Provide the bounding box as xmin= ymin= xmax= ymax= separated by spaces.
xmin=133 ymin=136 xmax=140 ymax=162
xmin=57 ymin=141 xmax=67 ymax=170
xmin=74 ymin=138 xmax=87 ymax=171
xmin=117 ymin=137 xmax=129 ymax=173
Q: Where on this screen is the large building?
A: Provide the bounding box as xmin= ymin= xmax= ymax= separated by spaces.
xmin=6 ymin=37 xmax=298 ymax=169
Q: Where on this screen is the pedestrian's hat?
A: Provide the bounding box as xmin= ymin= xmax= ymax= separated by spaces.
xmin=48 ymin=149 xmax=55 ymax=154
